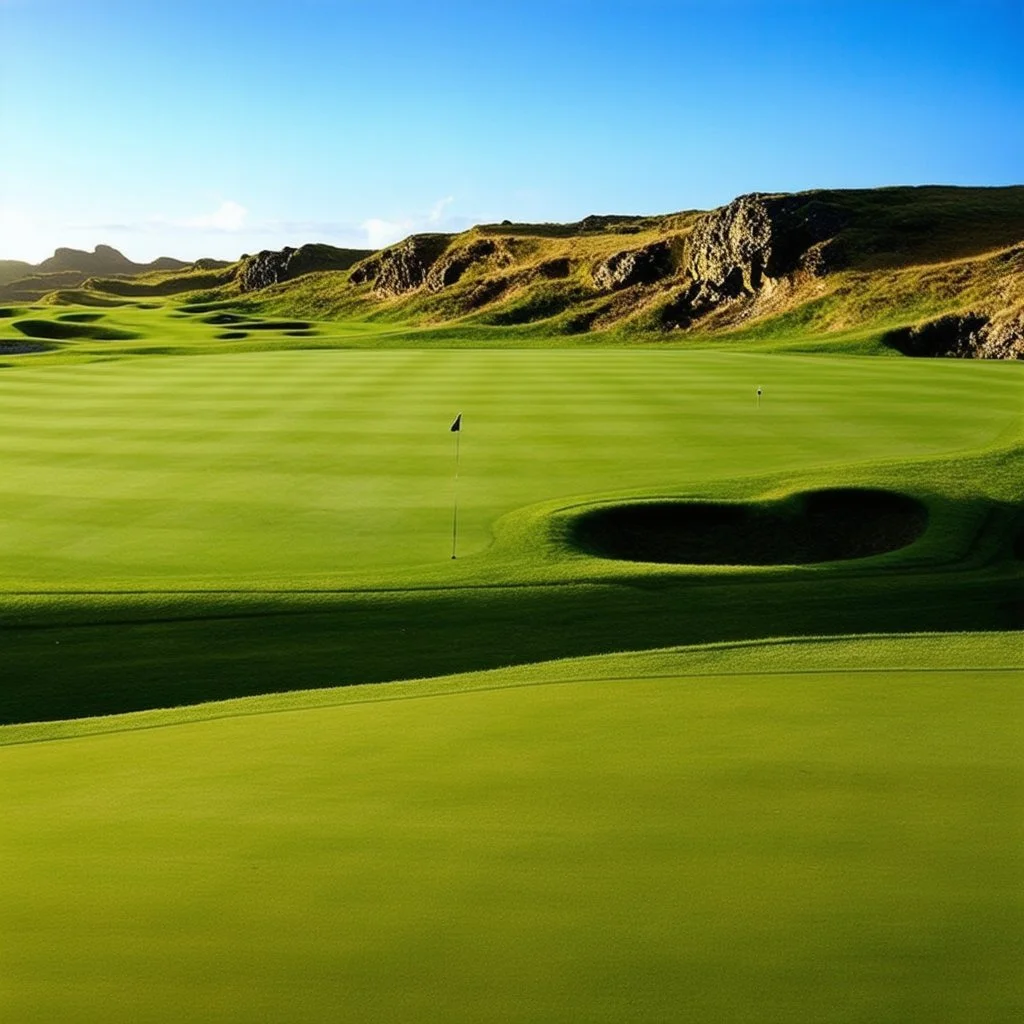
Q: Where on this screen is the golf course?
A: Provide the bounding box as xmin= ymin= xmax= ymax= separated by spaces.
xmin=1 ymin=283 xmax=1021 ymax=1021
xmin=3 ymin=0 xmax=1024 ymax=1002
xmin=15 ymin=2 xmax=1024 ymax=1020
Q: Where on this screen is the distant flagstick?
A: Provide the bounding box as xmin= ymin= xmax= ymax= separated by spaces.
xmin=450 ymin=413 xmax=462 ymax=559
xmin=756 ymin=386 xmax=762 ymax=409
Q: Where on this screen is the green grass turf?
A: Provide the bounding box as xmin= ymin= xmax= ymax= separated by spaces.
xmin=0 ymin=347 xmax=1019 ymax=584
xmin=0 ymin=341 xmax=1020 ymax=722
xmin=2 ymin=634 xmax=1020 ymax=1023
xmin=1 ymin=305 xmax=1021 ymax=1020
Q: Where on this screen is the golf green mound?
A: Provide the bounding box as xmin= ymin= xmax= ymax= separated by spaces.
xmin=245 ymin=319 xmax=313 ymax=331
xmin=56 ymin=311 xmax=105 ymax=323
xmin=570 ymin=488 xmax=928 ymax=564
xmin=12 ymin=318 xmax=141 ymax=341
xmin=177 ymin=300 xmax=237 ymax=314
xmin=202 ymin=312 xmax=247 ymax=324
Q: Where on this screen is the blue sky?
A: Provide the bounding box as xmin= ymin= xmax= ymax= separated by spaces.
xmin=1 ymin=0 xmax=1021 ymax=262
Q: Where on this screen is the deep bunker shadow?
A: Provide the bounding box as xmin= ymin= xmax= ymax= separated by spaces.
xmin=570 ymin=489 xmax=928 ymax=565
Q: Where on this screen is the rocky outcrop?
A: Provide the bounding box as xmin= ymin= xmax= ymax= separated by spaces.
xmin=577 ymin=214 xmax=652 ymax=234
xmin=883 ymin=312 xmax=1023 ymax=359
xmin=424 ymin=238 xmax=512 ymax=292
xmin=684 ymin=193 xmax=849 ymax=294
xmin=348 ymin=235 xmax=452 ymax=297
xmin=593 ymin=240 xmax=675 ymax=290
xmin=238 ymin=244 xmax=372 ymax=293
xmin=239 ymin=249 xmax=296 ymax=291
xmin=984 ymin=312 xmax=1024 ymax=359
xmin=656 ymin=280 xmax=739 ymax=329
xmin=799 ymin=237 xmax=847 ymax=278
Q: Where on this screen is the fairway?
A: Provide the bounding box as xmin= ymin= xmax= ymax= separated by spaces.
xmin=1 ymin=340 xmax=1021 ymax=724
xmin=0 ymin=316 xmax=1020 ymax=1020
xmin=2 ymin=634 xmax=1021 ymax=1023
xmin=0 ymin=349 xmax=1019 ymax=585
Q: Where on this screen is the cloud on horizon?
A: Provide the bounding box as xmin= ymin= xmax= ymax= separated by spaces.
xmin=176 ymin=200 xmax=249 ymax=232
xmin=361 ymin=195 xmax=458 ymax=249
xmin=0 ymin=197 xmax=477 ymax=264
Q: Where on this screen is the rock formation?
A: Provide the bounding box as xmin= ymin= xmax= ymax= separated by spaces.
xmin=348 ymin=235 xmax=452 ymax=296
xmin=883 ymin=312 xmax=1023 ymax=359
xmin=593 ymin=240 xmax=675 ymax=290
xmin=238 ymin=244 xmax=372 ymax=293
xmin=983 ymin=311 xmax=1024 ymax=359
xmin=424 ymin=238 xmax=512 ymax=292
xmin=683 ymin=193 xmax=848 ymax=294
xmin=656 ymin=280 xmax=738 ymax=329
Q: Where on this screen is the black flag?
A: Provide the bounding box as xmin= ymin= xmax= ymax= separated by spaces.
xmin=450 ymin=413 xmax=462 ymax=432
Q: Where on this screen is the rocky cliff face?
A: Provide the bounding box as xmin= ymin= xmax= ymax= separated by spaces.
xmin=239 ymin=248 xmax=298 ymax=291
xmin=424 ymin=238 xmax=513 ymax=292
xmin=985 ymin=311 xmax=1024 ymax=359
xmin=683 ymin=193 xmax=848 ymax=294
xmin=238 ymin=244 xmax=372 ymax=293
xmin=216 ymin=187 xmax=1024 ymax=359
xmin=592 ymin=240 xmax=675 ymax=290
xmin=348 ymin=235 xmax=453 ymax=297
xmin=883 ymin=312 xmax=1023 ymax=359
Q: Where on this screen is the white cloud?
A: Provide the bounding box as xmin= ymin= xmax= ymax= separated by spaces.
xmin=362 ymin=217 xmax=415 ymax=249
xmin=0 ymin=195 xmax=477 ymax=264
xmin=428 ymin=196 xmax=455 ymax=223
xmin=177 ymin=200 xmax=248 ymax=232
xmin=360 ymin=196 xmax=463 ymax=249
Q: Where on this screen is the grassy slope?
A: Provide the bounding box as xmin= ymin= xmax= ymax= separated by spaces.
xmin=2 ymin=634 xmax=1021 ymax=1023
xmin=13 ymin=185 xmax=1021 ymax=352
xmin=231 ymin=186 xmax=1024 ymax=347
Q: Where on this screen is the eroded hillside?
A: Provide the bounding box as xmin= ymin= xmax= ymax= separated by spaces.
xmin=21 ymin=186 xmax=1024 ymax=355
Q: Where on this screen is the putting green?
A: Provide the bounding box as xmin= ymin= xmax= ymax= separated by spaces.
xmin=0 ymin=349 xmax=1019 ymax=586
xmin=2 ymin=634 xmax=1020 ymax=1023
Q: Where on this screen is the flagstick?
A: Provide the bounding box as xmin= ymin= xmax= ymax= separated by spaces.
xmin=451 ymin=425 xmax=461 ymax=559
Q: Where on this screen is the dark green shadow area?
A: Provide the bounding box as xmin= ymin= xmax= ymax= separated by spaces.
xmin=13 ymin=318 xmax=140 ymax=341
xmin=3 ymin=569 xmax=1020 ymax=725
xmin=570 ymin=488 xmax=927 ymax=565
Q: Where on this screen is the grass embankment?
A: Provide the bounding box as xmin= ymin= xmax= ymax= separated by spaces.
xmin=2 ymin=633 xmax=1021 ymax=1023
